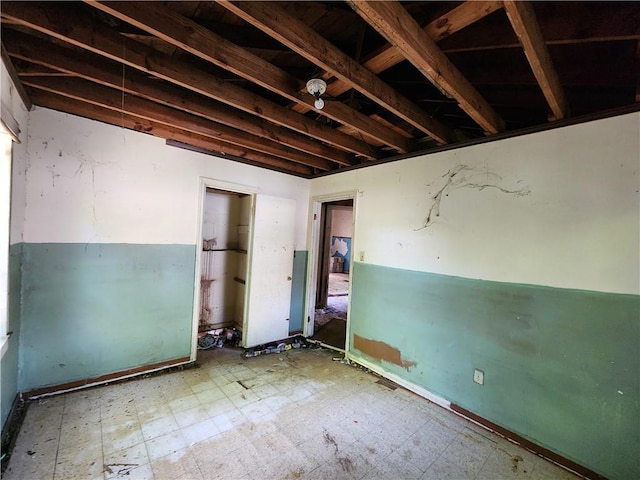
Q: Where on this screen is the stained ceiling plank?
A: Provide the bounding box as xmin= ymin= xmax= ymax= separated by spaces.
xmin=85 ymin=0 xmax=410 ymax=153
xmin=4 ymin=30 xmax=351 ymax=166
xmin=0 ymin=2 xmax=373 ymax=161
xmin=503 ymin=1 xmax=569 ymax=121
xmin=23 ymin=75 xmax=331 ymax=171
xmin=291 ymin=1 xmax=502 ymax=114
xmin=217 ymin=0 xmax=454 ymax=145
xmin=27 ymin=89 xmax=312 ymax=176
xmin=439 ymin=2 xmax=640 ymax=53
xmin=348 ymin=0 xmax=505 ymax=135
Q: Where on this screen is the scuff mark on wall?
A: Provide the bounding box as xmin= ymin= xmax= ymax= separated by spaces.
xmin=353 ymin=334 xmax=417 ymax=371
xmin=44 ymin=149 xmax=114 ymax=225
xmin=416 ymin=164 xmax=531 ymax=230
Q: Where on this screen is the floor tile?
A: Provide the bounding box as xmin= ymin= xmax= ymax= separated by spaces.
xmin=194 ymin=385 xmax=226 ymax=404
xmin=106 ymin=441 xmax=148 ymax=465
xmin=102 ymin=422 xmax=145 ymax=454
xmin=110 ymin=462 xmax=154 ymax=480
xmin=181 ymin=418 xmax=220 ymax=446
xmin=145 ymin=430 xmax=187 ymax=461
xmin=167 ymin=394 xmax=200 ymax=414
xmin=173 ymin=404 xmax=210 ymax=429
xmin=212 ymin=409 xmax=247 ymax=434
xmin=4 ymin=347 xmax=581 ymax=480
xmin=149 ymin=448 xmax=200 ymax=480
xmin=59 ymin=420 xmax=102 ymax=449
xmin=204 ymin=396 xmax=236 ymax=417
xmin=227 ymin=389 xmax=260 ymax=408
xmin=54 ymin=444 xmax=103 ymax=480
xmin=140 ymin=415 xmax=180 ymax=442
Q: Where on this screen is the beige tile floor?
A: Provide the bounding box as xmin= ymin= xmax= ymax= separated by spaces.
xmin=3 ymin=347 xmax=580 ymax=480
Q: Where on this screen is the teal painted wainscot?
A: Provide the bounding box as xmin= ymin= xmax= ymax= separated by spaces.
xmin=17 ymin=243 xmax=196 ymax=393
xmin=288 ymin=250 xmax=308 ymax=335
xmin=349 ymin=262 xmax=639 ymax=480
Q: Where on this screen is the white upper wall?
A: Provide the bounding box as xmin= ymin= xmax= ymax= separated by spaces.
xmin=24 ymin=107 xmax=310 ymax=248
xmin=2 ymin=59 xmax=30 ymax=245
xmin=311 ymin=112 xmax=640 ymax=295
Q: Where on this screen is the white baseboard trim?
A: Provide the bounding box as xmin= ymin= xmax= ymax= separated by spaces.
xmin=346 ymin=352 xmax=451 ymax=411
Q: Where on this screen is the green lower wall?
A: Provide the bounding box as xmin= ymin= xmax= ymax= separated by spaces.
xmin=288 ymin=250 xmax=308 ymax=334
xmin=1 ymin=243 xmax=23 ymax=430
xmin=18 ymin=243 xmax=196 ymax=392
xmin=349 ymin=262 xmax=639 ymax=480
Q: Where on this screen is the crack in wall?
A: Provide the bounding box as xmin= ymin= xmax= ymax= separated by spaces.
xmin=416 ymin=164 xmax=531 ymax=230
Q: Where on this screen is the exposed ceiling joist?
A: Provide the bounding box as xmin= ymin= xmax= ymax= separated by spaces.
xmin=28 ymin=89 xmax=313 ymax=176
xmin=217 ymin=0 xmax=454 ymax=145
xmin=0 ymin=42 xmax=31 ymax=109
xmin=3 ymin=31 xmax=344 ymax=169
xmin=1 ymin=1 xmax=637 ymax=177
xmin=503 ymin=1 xmax=569 ymax=121
xmin=22 ymin=76 xmax=335 ymax=171
xmin=1 ymin=2 xmax=375 ymax=161
xmin=439 ymin=2 xmax=640 ymax=53
xmin=85 ymin=0 xmax=410 ymax=154
xmin=291 ymin=1 xmax=502 ymax=119
xmin=348 ymin=0 xmax=505 ymax=135
xmin=362 ymin=1 xmax=503 ymax=78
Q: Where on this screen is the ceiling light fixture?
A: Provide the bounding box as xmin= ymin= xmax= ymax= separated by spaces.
xmin=306 ymin=78 xmax=327 ymax=110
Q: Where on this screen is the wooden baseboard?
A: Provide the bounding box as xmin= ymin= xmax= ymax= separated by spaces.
xmin=450 ymin=403 xmax=607 ymax=480
xmin=1 ymin=393 xmax=26 ymax=474
xmin=24 ymin=356 xmax=192 ymax=399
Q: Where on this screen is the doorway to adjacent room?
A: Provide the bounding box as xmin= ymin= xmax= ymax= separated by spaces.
xmin=310 ymin=198 xmax=354 ymax=350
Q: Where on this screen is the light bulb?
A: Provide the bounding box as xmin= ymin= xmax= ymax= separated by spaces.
xmin=314 ymin=97 xmax=324 ymax=110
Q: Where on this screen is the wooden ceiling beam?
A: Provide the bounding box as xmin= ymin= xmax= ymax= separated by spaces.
xmin=27 ymin=89 xmax=313 ymax=176
xmin=217 ymin=0 xmax=454 ymax=145
xmin=364 ymin=1 xmax=503 ymax=75
xmin=439 ymin=2 xmax=640 ymax=54
xmin=22 ymin=76 xmax=334 ymax=171
xmin=0 ymin=2 xmax=374 ymax=160
xmin=348 ymin=0 xmax=505 ymax=135
xmin=4 ymin=31 xmax=340 ymax=169
xmin=85 ymin=0 xmax=410 ymax=153
xmin=504 ymin=1 xmax=569 ymax=121
xmin=291 ymin=1 xmax=502 ymax=114
xmin=0 ymin=42 xmax=32 ymax=109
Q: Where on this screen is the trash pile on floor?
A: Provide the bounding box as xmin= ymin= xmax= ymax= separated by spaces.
xmin=197 ymin=327 xmax=241 ymax=349
xmin=243 ymin=335 xmax=310 ymax=358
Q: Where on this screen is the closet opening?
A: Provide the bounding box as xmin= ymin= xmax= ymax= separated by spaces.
xmin=197 ymin=188 xmax=251 ymax=349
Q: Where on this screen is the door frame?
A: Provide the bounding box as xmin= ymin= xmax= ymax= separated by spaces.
xmin=191 ymin=177 xmax=257 ymax=361
xmin=305 ymin=190 xmax=358 ymax=353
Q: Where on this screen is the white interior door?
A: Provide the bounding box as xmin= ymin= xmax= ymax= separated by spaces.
xmin=243 ymin=194 xmax=296 ymax=347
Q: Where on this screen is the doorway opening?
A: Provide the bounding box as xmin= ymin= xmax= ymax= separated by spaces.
xmin=311 ymin=199 xmax=353 ymax=350
xmin=197 ymin=188 xmax=251 ymax=349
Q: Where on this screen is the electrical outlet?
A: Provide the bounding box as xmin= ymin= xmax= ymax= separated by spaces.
xmin=473 ymin=369 xmax=484 ymax=385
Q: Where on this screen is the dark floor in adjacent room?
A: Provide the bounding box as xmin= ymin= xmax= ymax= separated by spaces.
xmin=3 ymin=347 xmax=579 ymax=480
xmin=313 ymin=273 xmax=349 ymax=349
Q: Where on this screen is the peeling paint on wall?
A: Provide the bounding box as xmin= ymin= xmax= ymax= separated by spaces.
xmin=417 ymin=164 xmax=531 ymax=230
xmin=353 ymin=334 xmax=417 ymax=371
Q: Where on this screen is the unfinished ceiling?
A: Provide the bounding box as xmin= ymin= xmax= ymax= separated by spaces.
xmin=2 ymin=1 xmax=639 ymax=177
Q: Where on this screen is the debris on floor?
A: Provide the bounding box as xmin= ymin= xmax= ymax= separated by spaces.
xmin=197 ymin=327 xmax=241 ymax=350
xmin=243 ymin=335 xmax=309 ymax=358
